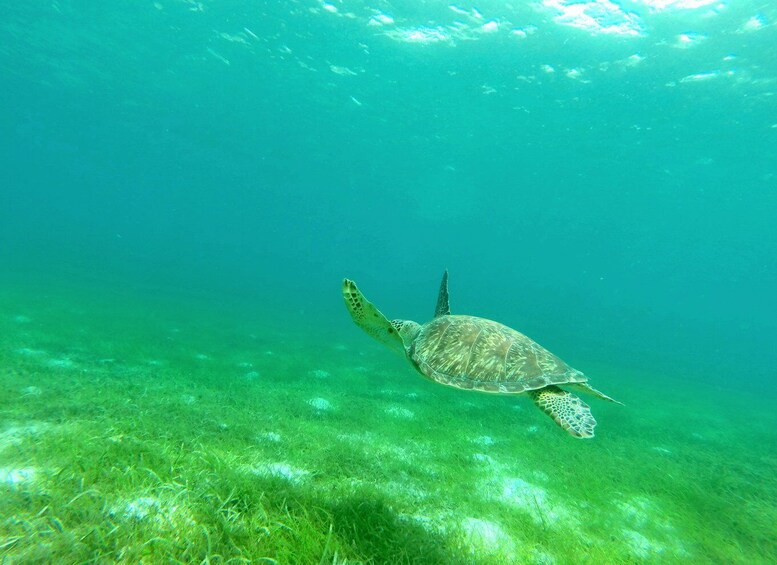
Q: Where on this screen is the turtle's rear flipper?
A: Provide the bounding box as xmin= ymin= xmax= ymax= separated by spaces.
xmin=569 ymin=382 xmax=624 ymax=406
xmin=529 ymin=385 xmax=596 ymax=439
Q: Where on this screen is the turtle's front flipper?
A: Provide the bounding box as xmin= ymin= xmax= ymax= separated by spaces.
xmin=343 ymin=279 xmax=405 ymax=356
xmin=529 ymin=385 xmax=596 ymax=438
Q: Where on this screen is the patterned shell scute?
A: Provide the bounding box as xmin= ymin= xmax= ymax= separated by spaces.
xmin=410 ymin=315 xmax=586 ymax=393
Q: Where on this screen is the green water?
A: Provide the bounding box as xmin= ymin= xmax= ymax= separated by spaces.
xmin=2 ymin=0 xmax=777 ymax=563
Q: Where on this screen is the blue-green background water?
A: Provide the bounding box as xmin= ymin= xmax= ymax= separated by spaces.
xmin=3 ymin=1 xmax=776 ymax=388
xmin=2 ymin=2 xmax=777 ymax=562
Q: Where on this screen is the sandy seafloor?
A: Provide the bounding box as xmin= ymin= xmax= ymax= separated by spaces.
xmin=1 ymin=282 xmax=775 ymax=564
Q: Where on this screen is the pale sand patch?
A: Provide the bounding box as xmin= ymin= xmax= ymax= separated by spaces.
xmin=47 ymin=357 xmax=75 ymax=369
xmin=337 ymin=431 xmax=433 ymax=461
xmin=256 ymin=431 xmax=281 ymax=443
xmin=622 ymin=528 xmax=665 ymax=559
xmin=617 ymin=496 xmax=690 ymax=557
xmin=472 ymin=435 xmax=496 ymax=446
xmin=0 ymin=467 xmax=36 ymax=487
xmin=397 ymin=511 xmax=452 ymax=534
xmin=497 ymin=476 xmax=577 ymax=526
xmin=384 ymin=405 xmax=415 ymax=419
xmin=472 ymin=453 xmax=497 ymax=466
xmin=251 ymin=462 xmax=309 ymax=484
xmin=113 ymin=495 xmax=195 ymax=527
xmin=0 ymin=422 xmax=51 ymax=451
xmin=377 ymin=479 xmax=428 ymax=501
xmin=16 ymin=347 xmax=45 ymax=356
xmin=618 ymin=496 xmax=657 ymax=527
xmin=336 ymin=431 xmax=377 ymax=444
xmin=461 ymin=517 xmax=517 ymax=559
xmin=307 ymin=397 xmax=333 ymax=411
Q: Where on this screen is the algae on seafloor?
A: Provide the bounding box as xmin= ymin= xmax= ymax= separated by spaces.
xmin=0 ymin=287 xmax=775 ymax=564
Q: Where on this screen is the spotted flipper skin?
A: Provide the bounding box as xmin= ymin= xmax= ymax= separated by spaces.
xmin=342 ymin=279 xmax=405 ymax=356
xmin=529 ymin=385 xmax=596 ymax=438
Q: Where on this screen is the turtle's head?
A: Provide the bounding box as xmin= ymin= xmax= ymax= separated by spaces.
xmin=391 ymin=320 xmax=422 ymax=351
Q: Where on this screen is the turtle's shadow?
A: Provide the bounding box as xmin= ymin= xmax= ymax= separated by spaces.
xmin=253 ymin=474 xmax=462 ymax=563
xmin=327 ymin=495 xmax=458 ymax=564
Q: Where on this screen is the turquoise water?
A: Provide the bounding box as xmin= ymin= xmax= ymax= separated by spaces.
xmin=1 ymin=1 xmax=776 ymax=563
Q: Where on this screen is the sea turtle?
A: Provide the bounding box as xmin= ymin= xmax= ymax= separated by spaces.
xmin=342 ymin=271 xmax=621 ymax=438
